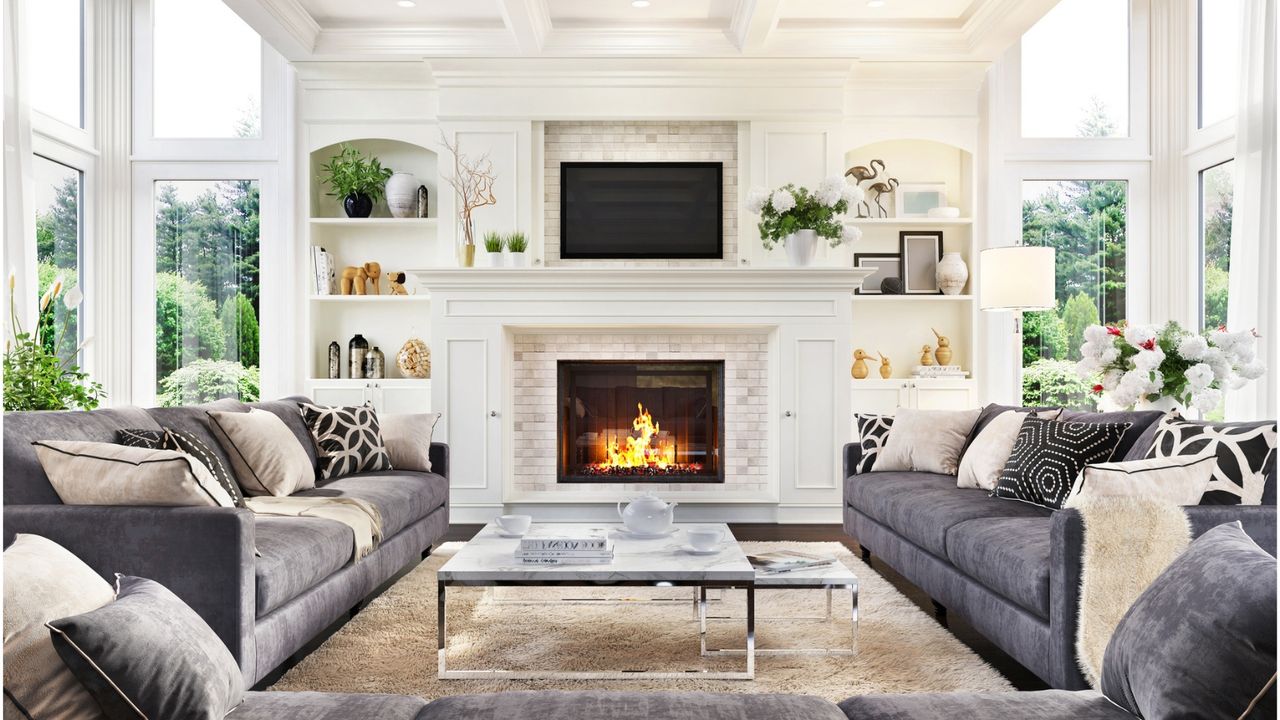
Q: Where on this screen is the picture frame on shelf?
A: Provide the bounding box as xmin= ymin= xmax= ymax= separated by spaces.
xmin=899 ymin=231 xmax=943 ymax=294
xmin=895 ymin=183 xmax=947 ymax=218
xmin=853 ymin=253 xmax=902 ymax=295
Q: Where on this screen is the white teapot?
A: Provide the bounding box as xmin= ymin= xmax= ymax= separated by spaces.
xmin=617 ymin=493 xmax=678 ymax=535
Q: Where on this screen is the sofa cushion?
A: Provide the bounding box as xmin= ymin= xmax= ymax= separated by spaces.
xmin=249 ymin=397 xmax=321 ymax=468
xmin=1059 ymin=409 xmax=1164 ymax=461
xmin=946 ymin=517 xmax=1053 ymax=618
xmin=228 ymin=692 xmax=427 ymax=720
xmin=254 ymin=517 xmax=354 ymax=616
xmin=4 ymin=406 xmax=162 ymax=504
xmin=846 ymin=472 xmax=1051 ymax=557
xmin=147 ymin=399 xmax=248 ymax=492
xmin=210 ymin=409 xmax=315 ymax=497
xmin=418 ymin=691 xmax=847 ymax=720
xmin=1142 ymin=414 xmax=1277 ymax=505
xmin=296 ymin=471 xmax=449 ymax=539
xmin=839 ymin=690 xmax=1132 ymax=720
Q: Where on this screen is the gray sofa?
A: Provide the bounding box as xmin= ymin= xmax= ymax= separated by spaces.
xmin=2 ymin=396 xmax=450 ymax=686
xmin=842 ymin=405 xmax=1278 ymax=690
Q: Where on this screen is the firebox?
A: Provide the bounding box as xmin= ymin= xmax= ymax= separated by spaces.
xmin=557 ymin=360 xmax=724 ymax=484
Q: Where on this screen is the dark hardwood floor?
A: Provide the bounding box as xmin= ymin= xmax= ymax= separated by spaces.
xmin=443 ymin=522 xmax=1049 ymax=691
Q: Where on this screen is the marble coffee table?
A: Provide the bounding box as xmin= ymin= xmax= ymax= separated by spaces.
xmin=437 ymin=522 xmax=756 ymax=680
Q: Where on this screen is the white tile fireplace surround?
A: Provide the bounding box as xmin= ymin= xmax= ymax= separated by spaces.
xmin=411 ymin=267 xmax=872 ymax=524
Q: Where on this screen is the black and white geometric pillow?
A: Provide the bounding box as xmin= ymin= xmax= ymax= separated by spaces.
xmin=855 ymin=414 xmax=894 ymax=473
xmin=993 ymin=416 xmax=1132 ymax=510
xmin=1145 ymin=414 xmax=1277 ymax=505
xmin=298 ymin=402 xmax=391 ymax=482
xmin=116 ymin=428 xmax=246 ymax=508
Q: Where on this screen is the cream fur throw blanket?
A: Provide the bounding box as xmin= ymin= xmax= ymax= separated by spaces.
xmin=246 ymin=496 xmax=384 ymax=561
xmin=1067 ymin=496 xmax=1192 ymax=688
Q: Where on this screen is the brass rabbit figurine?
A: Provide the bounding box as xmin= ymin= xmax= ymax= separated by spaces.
xmin=877 ymin=352 xmax=892 ymax=379
xmin=933 ymin=328 xmax=953 ymax=366
xmin=852 ymin=348 xmax=873 ymax=379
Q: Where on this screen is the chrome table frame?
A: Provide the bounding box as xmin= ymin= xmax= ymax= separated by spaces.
xmin=699 ymin=579 xmax=858 ymax=656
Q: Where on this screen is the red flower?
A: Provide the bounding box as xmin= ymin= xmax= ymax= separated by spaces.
xmin=1092 ymin=384 xmax=1105 ymax=394
xmin=1218 ymin=324 xmax=1228 ymax=332
xmin=1140 ymin=339 xmax=1156 ymax=351
xmin=1106 ymin=326 xmax=1123 ymax=336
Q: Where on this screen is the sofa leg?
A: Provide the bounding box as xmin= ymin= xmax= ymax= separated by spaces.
xmin=859 ymin=546 xmax=872 ymax=564
xmin=349 ymin=600 xmax=364 ymax=619
xmin=931 ymin=600 xmax=947 ymax=625
xmin=422 ymin=546 xmax=432 ymax=561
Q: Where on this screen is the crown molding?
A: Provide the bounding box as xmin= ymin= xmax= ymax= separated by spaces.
xmin=499 ymin=0 xmax=552 ymax=54
xmin=427 ymin=58 xmax=853 ymax=89
xmin=222 ymin=0 xmax=319 ymax=60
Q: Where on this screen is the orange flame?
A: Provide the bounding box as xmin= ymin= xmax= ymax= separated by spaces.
xmin=597 ymin=403 xmax=676 ymax=471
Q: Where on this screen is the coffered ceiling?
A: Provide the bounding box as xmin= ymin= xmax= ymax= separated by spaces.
xmin=224 ymin=0 xmax=1057 ymax=62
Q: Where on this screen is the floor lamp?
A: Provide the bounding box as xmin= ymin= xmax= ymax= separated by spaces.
xmin=979 ymin=246 xmax=1057 ymax=401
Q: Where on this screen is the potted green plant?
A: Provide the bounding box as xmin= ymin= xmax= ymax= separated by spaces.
xmin=506 ymin=232 xmax=529 ymax=267
xmin=483 ymin=231 xmax=506 ymax=267
xmin=3 ymin=274 xmax=103 ymax=411
xmin=746 ymin=178 xmax=863 ymax=266
xmin=320 ymin=144 xmax=393 ymax=218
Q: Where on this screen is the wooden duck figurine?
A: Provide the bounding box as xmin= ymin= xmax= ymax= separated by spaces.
xmin=877 ymin=352 xmax=892 ymax=379
xmin=852 ymin=349 xmax=873 ymax=379
xmin=920 ymin=344 xmax=935 ymax=366
xmin=933 ymin=328 xmax=953 ymax=366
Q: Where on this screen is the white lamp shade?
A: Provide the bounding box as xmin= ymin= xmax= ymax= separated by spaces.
xmin=979 ymin=246 xmax=1056 ymax=311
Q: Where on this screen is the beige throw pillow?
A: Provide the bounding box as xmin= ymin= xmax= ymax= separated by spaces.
xmin=381 ymin=412 xmax=442 ymax=472
xmin=33 ymin=440 xmax=236 ymax=507
xmin=872 ymin=408 xmax=981 ymax=475
xmin=208 ymin=408 xmax=314 ymax=496
xmin=957 ymin=409 xmax=1063 ymax=490
xmin=3 ymin=534 xmax=113 ymax=720
xmin=1068 ymin=453 xmax=1218 ymax=506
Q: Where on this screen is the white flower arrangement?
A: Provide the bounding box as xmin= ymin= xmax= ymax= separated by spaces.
xmin=746 ymin=177 xmax=862 ymax=250
xmin=1076 ymin=321 xmax=1264 ymax=412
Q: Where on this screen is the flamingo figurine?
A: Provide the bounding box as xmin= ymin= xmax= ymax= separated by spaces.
xmin=844 ymin=159 xmax=885 ymax=218
xmin=867 ymin=177 xmax=899 ymax=218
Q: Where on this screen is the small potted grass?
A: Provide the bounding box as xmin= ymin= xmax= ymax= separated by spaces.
xmin=506 ymin=232 xmax=529 ymax=267
xmin=483 ymin=231 xmax=506 ymax=267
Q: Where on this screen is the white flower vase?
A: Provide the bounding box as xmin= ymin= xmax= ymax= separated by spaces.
xmin=385 ymin=173 xmax=419 ymax=218
xmin=784 ymin=229 xmax=820 ymax=267
xmin=487 ymin=251 xmax=505 ymax=267
xmin=936 ymin=252 xmax=969 ymax=295
xmin=507 ymin=251 xmax=528 ymax=267
xmin=1135 ymin=395 xmax=1188 ymax=415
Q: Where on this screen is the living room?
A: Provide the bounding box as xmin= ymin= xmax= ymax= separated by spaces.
xmin=2 ymin=0 xmax=1276 ymax=718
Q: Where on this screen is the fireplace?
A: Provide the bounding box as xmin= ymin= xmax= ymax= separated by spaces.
xmin=557 ymin=360 xmax=725 ymax=484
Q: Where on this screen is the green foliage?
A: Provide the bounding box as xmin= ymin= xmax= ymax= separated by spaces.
xmin=1022 ymin=308 xmax=1069 ymax=365
xmin=1061 ymin=292 xmax=1100 ymax=361
xmin=155 ymin=273 xmax=225 ymax=380
xmin=506 ymin=231 xmax=528 ymax=253
xmin=1022 ymin=359 xmax=1096 ymax=410
xmin=483 ymin=231 xmax=505 ymax=253
xmin=1204 ymin=264 xmax=1229 ymax=330
xmin=35 ymin=175 xmax=79 ymax=268
xmin=1076 ymin=96 xmax=1118 ymax=138
xmin=319 ymin=144 xmax=393 ymax=202
xmin=37 ymin=262 xmax=78 ymax=361
xmin=157 ymin=359 xmax=259 ymax=407
xmin=219 ymin=294 xmax=259 ymax=368
xmin=3 ymin=282 xmax=102 ymax=411
xmin=755 ymin=184 xmax=849 ymax=250
xmin=155 ymin=181 xmax=260 ymax=309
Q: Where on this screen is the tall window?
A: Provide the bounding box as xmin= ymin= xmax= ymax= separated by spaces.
xmin=33 ymin=156 xmax=83 ymax=361
xmin=1199 ymin=0 xmax=1242 ymax=128
xmin=1021 ymin=0 xmax=1130 ymax=138
xmin=1200 ymin=160 xmax=1234 ymax=330
xmin=1020 ymin=180 xmax=1129 ymax=408
xmin=29 ymin=0 xmax=84 ymax=127
xmin=152 ymin=180 xmax=261 ymax=406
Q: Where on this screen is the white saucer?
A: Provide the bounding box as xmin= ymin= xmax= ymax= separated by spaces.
xmin=614 ymin=528 xmax=679 ymax=539
xmin=680 ymin=545 xmax=721 ymax=555
xmin=496 ymin=531 xmax=527 ymax=538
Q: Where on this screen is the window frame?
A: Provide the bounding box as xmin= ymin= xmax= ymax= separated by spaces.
xmin=1191 ymin=0 xmax=1241 ymax=141
xmin=1187 ymin=142 xmax=1235 ymax=331
xmin=28 ymin=0 xmax=92 ymax=140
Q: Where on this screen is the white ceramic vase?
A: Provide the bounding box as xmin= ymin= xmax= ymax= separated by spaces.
xmin=936 ymin=252 xmax=969 ymax=295
xmin=385 ymin=172 xmax=419 ymax=218
xmin=784 ymin=229 xmax=819 ymax=267
xmin=507 ymin=251 xmax=528 ymax=267
xmin=1134 ymin=395 xmax=1186 ymax=414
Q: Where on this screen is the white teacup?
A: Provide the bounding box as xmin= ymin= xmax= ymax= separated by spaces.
xmin=496 ymin=514 xmax=532 ymax=536
xmin=686 ymin=526 xmax=724 ymax=551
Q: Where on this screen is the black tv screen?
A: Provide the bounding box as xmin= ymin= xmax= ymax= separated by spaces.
xmin=560 ymin=162 xmax=723 ymax=259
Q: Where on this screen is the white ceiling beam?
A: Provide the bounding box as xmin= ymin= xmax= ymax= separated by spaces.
xmin=221 ymin=0 xmax=319 ymax=61
xmin=730 ymin=0 xmax=784 ymax=54
xmin=498 ymin=0 xmax=552 ymax=55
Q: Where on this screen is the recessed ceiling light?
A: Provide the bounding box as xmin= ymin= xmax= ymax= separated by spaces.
xmin=397 ymin=0 xmax=416 ymax=7
xmin=867 ymin=0 xmax=886 ymax=7
xmin=632 ymin=0 xmax=651 ymax=7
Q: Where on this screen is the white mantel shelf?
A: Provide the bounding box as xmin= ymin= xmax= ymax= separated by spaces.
xmin=407 ymin=267 xmax=873 ymax=294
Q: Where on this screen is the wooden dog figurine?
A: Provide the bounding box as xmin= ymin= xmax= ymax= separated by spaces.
xmin=388 ymin=271 xmax=408 ymax=296
xmin=851 ymin=348 xmax=873 ymax=379
xmin=877 ymin=352 xmax=892 ymax=379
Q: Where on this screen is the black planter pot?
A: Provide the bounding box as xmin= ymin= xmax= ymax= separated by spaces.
xmin=343 ymin=193 xmax=374 ymax=218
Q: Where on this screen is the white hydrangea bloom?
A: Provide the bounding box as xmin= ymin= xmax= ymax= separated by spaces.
xmin=1227 ymin=376 xmax=1249 ymax=390
xmin=1192 ymin=388 xmax=1223 ymax=413
xmin=1083 ymin=325 xmax=1111 ymax=344
xmin=1099 ymin=346 xmax=1120 ymax=364
xmin=1076 ymin=357 xmax=1101 ymax=378
xmin=842 ymin=183 xmax=866 ymax=205
xmin=1177 ymin=334 xmax=1209 ymax=361
xmin=1239 ymin=360 xmax=1267 ymax=380
xmin=1101 ymin=368 xmax=1124 ymax=391
xmin=1202 ymin=347 xmax=1233 ymax=379
xmin=771 ymin=189 xmax=796 ymax=213
xmin=746 ymin=188 xmax=770 ymax=214
xmin=840 ymin=224 xmax=863 ymax=245
xmin=1132 ymin=347 xmax=1165 ymax=372
xmin=816 ymin=177 xmax=845 ymax=207
xmin=1124 ymin=325 xmax=1158 ymax=349
xmin=1184 ymin=362 xmax=1215 ymax=390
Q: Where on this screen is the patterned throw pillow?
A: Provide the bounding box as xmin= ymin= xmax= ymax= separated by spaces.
xmin=855 ymin=414 xmax=893 ymax=473
xmin=298 ymin=402 xmax=392 ymax=482
xmin=1144 ymin=414 xmax=1277 ymax=505
xmin=117 ymin=428 xmax=246 ymax=508
xmin=994 ymin=415 xmax=1131 ymax=510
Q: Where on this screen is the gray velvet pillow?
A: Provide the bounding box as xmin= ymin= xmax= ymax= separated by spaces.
xmin=1101 ymin=522 xmax=1276 ymax=719
xmin=46 ymin=575 xmax=244 ymax=720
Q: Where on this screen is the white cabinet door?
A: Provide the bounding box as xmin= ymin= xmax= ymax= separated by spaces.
xmin=371 ymin=383 xmax=432 ymax=415
xmin=780 ymin=328 xmax=847 ymax=509
xmin=308 ymin=382 xmax=370 ymax=407
xmin=850 ymin=381 xmax=909 ymax=416
xmin=910 ymin=381 xmax=976 ymax=410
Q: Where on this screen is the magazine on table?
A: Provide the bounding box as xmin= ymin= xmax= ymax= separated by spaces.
xmin=747 ymin=550 xmax=836 ymax=574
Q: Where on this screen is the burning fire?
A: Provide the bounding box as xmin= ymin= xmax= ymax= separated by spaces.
xmin=597 ymin=403 xmax=677 ymax=471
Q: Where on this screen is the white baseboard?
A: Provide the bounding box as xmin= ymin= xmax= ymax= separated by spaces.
xmin=447 ymin=503 xmax=841 ymax=525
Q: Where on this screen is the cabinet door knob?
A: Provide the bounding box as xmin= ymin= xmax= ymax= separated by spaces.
xmin=489 ymin=410 xmax=499 ymax=417
xmin=784 ymin=410 xmax=794 ymax=418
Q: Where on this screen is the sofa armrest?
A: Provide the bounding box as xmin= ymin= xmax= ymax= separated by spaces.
xmin=843 ymin=442 xmax=862 ymax=483
xmin=429 ymin=442 xmax=449 ymax=479
xmin=1182 ymin=504 xmax=1277 ymax=555
xmin=3 ymin=505 xmax=257 ymax=680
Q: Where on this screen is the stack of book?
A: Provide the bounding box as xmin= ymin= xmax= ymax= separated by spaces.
xmin=310 ymin=247 xmax=336 ymax=295
xmin=912 ymin=365 xmax=969 ymax=379
xmin=747 ymin=550 xmax=836 ymax=574
xmin=515 ymin=527 xmax=614 ymax=565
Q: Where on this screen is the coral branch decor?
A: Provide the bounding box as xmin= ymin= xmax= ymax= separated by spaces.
xmin=440 ymin=133 xmax=497 ymax=255
xmin=1076 ymin=321 xmax=1265 ymax=412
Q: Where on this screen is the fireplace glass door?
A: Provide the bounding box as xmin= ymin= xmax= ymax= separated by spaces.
xmin=558 ymin=361 xmax=724 ymax=484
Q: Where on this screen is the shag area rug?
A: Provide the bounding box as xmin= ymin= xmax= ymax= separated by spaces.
xmin=271 ymin=541 xmax=1013 ymax=702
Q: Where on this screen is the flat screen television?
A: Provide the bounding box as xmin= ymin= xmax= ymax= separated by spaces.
xmin=560 ymin=162 xmax=723 ymax=259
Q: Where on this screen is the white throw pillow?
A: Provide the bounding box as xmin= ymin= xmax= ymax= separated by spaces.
xmin=3 ymin=534 xmax=113 ymax=720
xmin=956 ymin=409 xmax=1062 ymax=490
xmin=1068 ymin=453 xmax=1218 ymax=507
xmin=380 ymin=412 xmax=442 ymax=472
xmin=33 ymin=440 xmax=237 ymax=507
xmin=208 ymin=408 xmax=315 ymax=496
xmin=871 ymin=408 xmax=981 ymax=475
